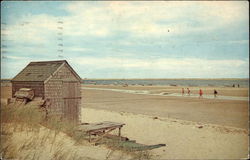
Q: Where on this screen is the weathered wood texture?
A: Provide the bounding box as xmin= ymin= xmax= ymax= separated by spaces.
xmin=44 ymin=64 xmax=81 ymax=123
xmin=78 ymin=121 xmax=125 ymax=133
xmin=12 ymin=82 xmax=44 ymax=98
xmin=44 ymin=80 xmax=63 ymax=115
xmin=11 ymin=60 xmax=82 ymax=123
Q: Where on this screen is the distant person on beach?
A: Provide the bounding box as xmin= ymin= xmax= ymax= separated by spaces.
xmin=199 ymin=89 xmax=203 ymax=98
xmin=238 ymin=84 xmax=240 ymax=88
xmin=187 ymin=88 xmax=190 ymax=96
xmin=232 ymin=84 xmax=235 ymax=87
xmin=182 ymin=88 xmax=184 ymax=96
xmin=214 ymin=89 xmax=218 ymax=98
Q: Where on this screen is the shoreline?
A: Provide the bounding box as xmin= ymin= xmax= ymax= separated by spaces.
xmin=82 ymin=86 xmax=248 ymax=129
xmin=82 ymin=84 xmax=249 ymax=97
xmin=83 ymin=78 xmax=249 ymax=80
xmin=2 ymin=78 xmax=248 ymax=80
xmin=82 ymin=86 xmax=249 ymax=101
xmin=1 ymin=79 xmax=248 ymax=88
xmin=82 ymin=84 xmax=249 ymax=90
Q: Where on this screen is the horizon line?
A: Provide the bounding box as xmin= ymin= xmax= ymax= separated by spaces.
xmin=1 ymin=78 xmax=249 ymax=81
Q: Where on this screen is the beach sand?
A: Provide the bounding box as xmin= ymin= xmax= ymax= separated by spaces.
xmin=80 ymin=85 xmax=248 ymax=159
xmin=82 ymin=85 xmax=248 ymax=159
xmin=82 ymin=85 xmax=248 ymax=129
xmin=83 ymin=84 xmax=249 ymax=97
xmin=1 ymin=84 xmax=249 ymax=159
xmin=82 ymin=108 xmax=248 ymax=159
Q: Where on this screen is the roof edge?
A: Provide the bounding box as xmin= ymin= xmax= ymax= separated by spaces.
xmin=11 ymin=62 xmax=32 ymax=82
xmin=29 ymin=60 xmax=67 ymax=64
xmin=44 ymin=61 xmax=82 ymax=84
xmin=64 ymin=61 xmax=82 ymax=82
xmin=44 ymin=62 xmax=65 ymax=84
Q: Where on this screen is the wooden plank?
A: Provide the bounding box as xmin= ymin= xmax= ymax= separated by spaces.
xmin=105 ymin=134 xmax=129 ymax=141
xmin=78 ymin=121 xmax=125 ymax=132
xmin=91 ymin=128 xmax=116 ymax=143
xmin=115 ymin=141 xmax=166 ymax=151
xmin=63 ymin=97 xmax=81 ymax=99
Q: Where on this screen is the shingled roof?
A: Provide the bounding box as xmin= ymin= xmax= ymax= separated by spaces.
xmin=12 ymin=60 xmax=81 ymax=82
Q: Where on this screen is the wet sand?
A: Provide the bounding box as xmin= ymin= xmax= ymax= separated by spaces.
xmin=82 ymin=87 xmax=248 ymax=101
xmin=82 ymin=85 xmax=249 ymax=129
xmin=83 ymin=84 xmax=249 ymax=97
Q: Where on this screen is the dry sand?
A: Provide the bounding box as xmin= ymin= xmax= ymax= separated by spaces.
xmin=82 ymin=108 xmax=248 ymax=159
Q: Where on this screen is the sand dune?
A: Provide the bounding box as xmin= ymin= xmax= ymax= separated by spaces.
xmin=82 ymin=108 xmax=248 ymax=159
xmin=4 ymin=124 xmax=132 ymax=160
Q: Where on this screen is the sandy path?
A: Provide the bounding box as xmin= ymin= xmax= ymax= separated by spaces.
xmin=82 ymin=88 xmax=248 ymax=129
xmin=82 ymin=108 xmax=248 ymax=159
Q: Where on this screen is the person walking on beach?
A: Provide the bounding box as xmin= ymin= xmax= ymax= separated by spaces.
xmin=187 ymin=88 xmax=190 ymax=96
xmin=199 ymin=89 xmax=203 ymax=98
xmin=182 ymin=88 xmax=185 ymax=96
xmin=238 ymin=84 xmax=240 ymax=88
xmin=214 ymin=89 xmax=218 ymax=98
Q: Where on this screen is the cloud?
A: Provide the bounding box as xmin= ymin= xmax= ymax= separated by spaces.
xmin=1 ymin=55 xmax=68 ymax=78
xmin=227 ymin=40 xmax=249 ymax=44
xmin=1 ymin=14 xmax=59 ymax=47
xmin=1 ymin=54 xmax=248 ymax=79
xmin=65 ymin=47 xmax=90 ymax=52
xmin=1 ymin=1 xmax=248 ymax=78
xmin=2 ymin=55 xmax=28 ymax=60
xmin=62 ymin=1 xmax=248 ymax=37
xmin=2 ymin=1 xmax=248 ymax=44
xmin=68 ymin=57 xmax=249 ymax=78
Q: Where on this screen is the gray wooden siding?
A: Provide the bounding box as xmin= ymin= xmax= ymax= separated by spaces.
xmin=44 ymin=64 xmax=81 ymax=123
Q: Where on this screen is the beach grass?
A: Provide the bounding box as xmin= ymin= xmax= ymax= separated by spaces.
xmin=1 ymin=102 xmax=152 ymax=160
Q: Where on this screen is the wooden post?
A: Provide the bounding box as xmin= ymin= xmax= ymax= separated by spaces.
xmin=118 ymin=127 xmax=121 ymax=137
xmin=89 ymin=132 xmax=91 ymax=142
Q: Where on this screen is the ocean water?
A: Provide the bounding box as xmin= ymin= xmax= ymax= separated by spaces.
xmin=1 ymin=79 xmax=248 ymax=87
xmin=83 ymin=79 xmax=249 ymax=87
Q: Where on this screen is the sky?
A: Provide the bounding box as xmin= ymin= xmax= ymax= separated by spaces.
xmin=1 ymin=1 xmax=249 ymax=79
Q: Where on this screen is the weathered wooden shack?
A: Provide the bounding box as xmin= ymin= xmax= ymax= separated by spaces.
xmin=11 ymin=60 xmax=82 ymax=123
